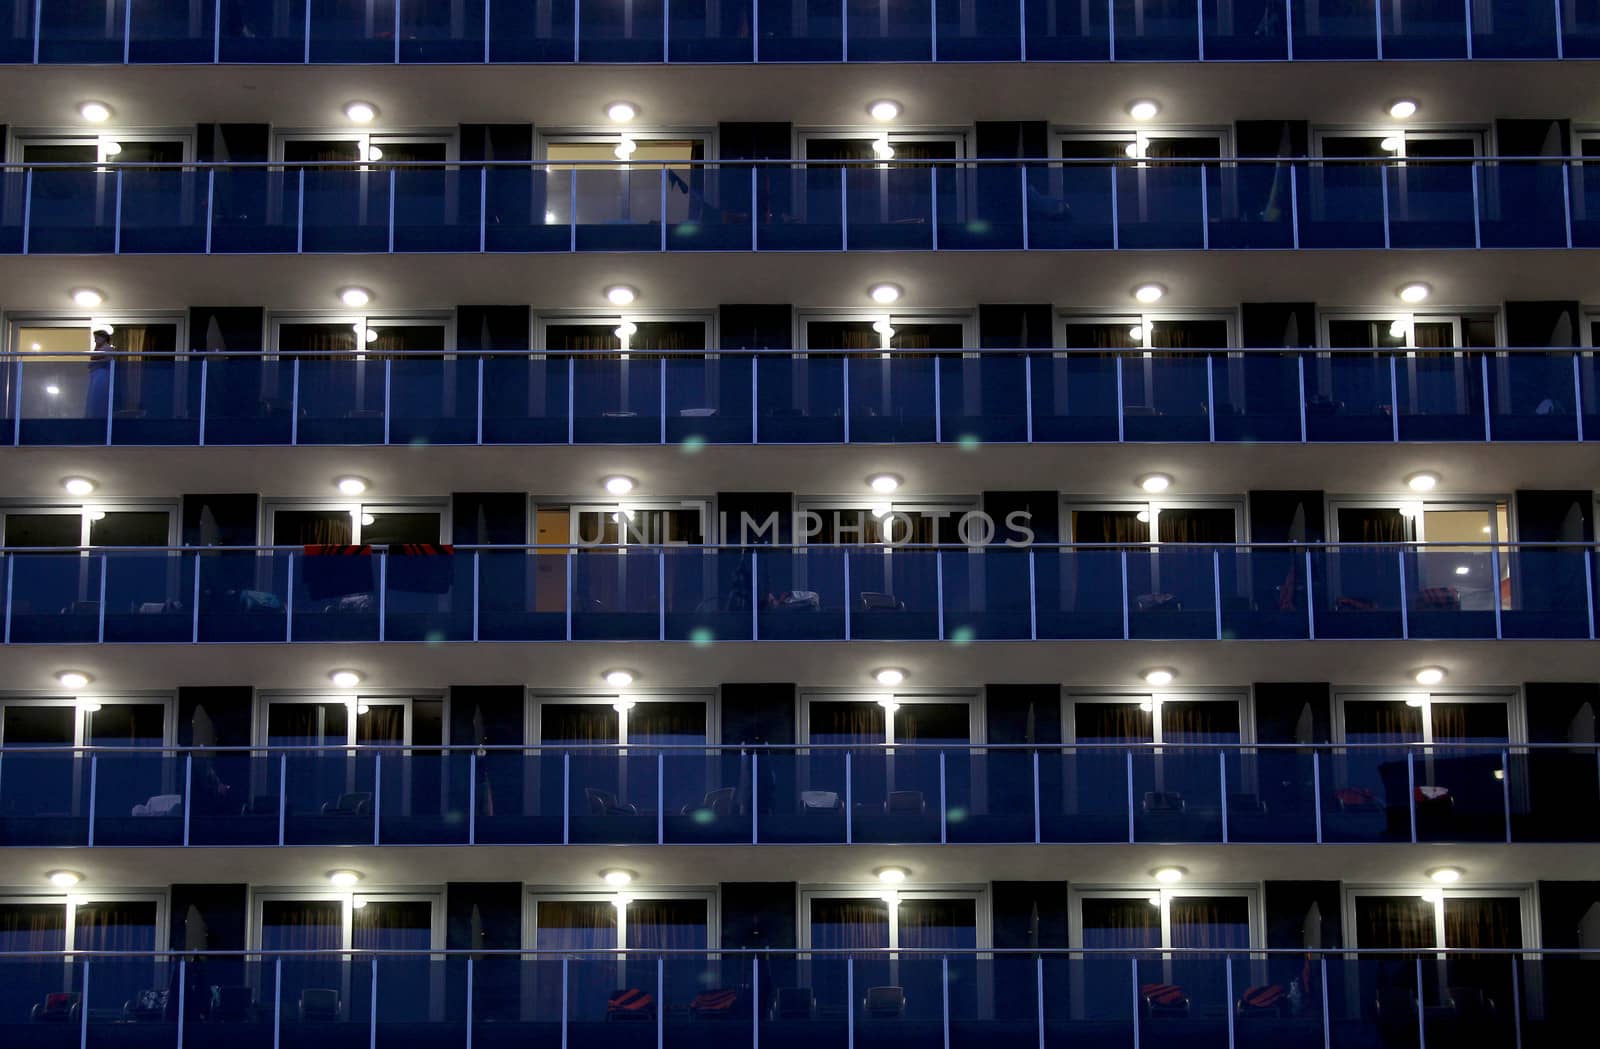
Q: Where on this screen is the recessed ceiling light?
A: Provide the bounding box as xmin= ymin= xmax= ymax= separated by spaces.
xmin=869 ymin=100 xmax=902 ymax=122
xmin=1405 ymin=471 xmax=1439 ymax=492
xmin=876 ymin=866 xmax=908 ymax=884
xmin=869 ymin=283 xmax=902 ymax=305
xmin=602 ymin=869 xmax=635 ymax=887
xmin=1427 ymin=866 xmax=1462 ymax=884
xmin=1389 ymin=99 xmax=1419 ymax=119
xmin=79 ymin=101 xmax=112 ymax=122
xmin=868 ymin=474 xmax=901 ymax=494
xmin=330 ymin=670 xmax=363 ymax=689
xmin=874 ymin=668 xmax=906 ymax=686
xmin=1138 ymin=473 xmax=1171 ymax=494
xmin=62 ymin=477 xmax=96 ymax=496
xmin=48 ymin=870 xmax=83 ymax=888
xmin=1127 ymin=99 xmax=1161 ymax=121
xmin=56 ymin=671 xmax=91 ymax=689
xmin=339 ymin=287 xmax=371 ymax=308
xmin=1453 ymin=565 xmax=1470 ymax=576
xmin=1151 ymin=866 xmax=1186 ymax=884
xmin=1415 ymin=666 xmax=1446 ymax=686
xmin=327 ymin=870 xmax=363 ymax=887
xmin=1398 ymin=282 xmax=1431 ymax=304
xmin=71 ymin=288 xmax=105 ymax=308
xmin=1133 ymin=283 xmax=1166 ymax=304
xmin=1142 ymin=668 xmax=1176 ymax=686
xmin=603 ymin=669 xmax=635 ymax=687
xmin=605 ymin=285 xmax=637 ymax=306
xmin=603 ymin=475 xmax=635 ymax=496
xmin=344 ymin=101 xmax=377 ymax=124
xmin=336 ymin=476 xmax=368 ymax=496
xmin=606 ymin=102 xmax=638 ymax=123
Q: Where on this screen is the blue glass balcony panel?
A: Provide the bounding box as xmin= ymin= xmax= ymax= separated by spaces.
xmin=0 ymin=752 xmax=89 ymax=846
xmin=301 ymin=169 xmax=391 ymax=252
xmin=663 ymin=547 xmax=755 ymax=641
xmin=26 ymin=170 xmax=116 ymax=254
xmin=1303 ymin=353 xmax=1395 ymax=442
xmin=1202 ymin=0 xmax=1289 ymax=58
xmin=383 ymin=548 xmax=474 ymax=641
xmin=666 ymin=166 xmax=756 ymax=250
xmin=1403 ymin=547 xmax=1497 ymax=639
xmin=480 ymin=355 xmax=570 ymax=444
xmin=848 ymin=354 xmax=936 ymax=442
xmin=1318 ymin=745 xmax=1413 ymax=843
xmin=108 ymin=358 xmax=204 ymax=445
xmin=755 ymin=0 xmax=843 ymax=60
xmin=1212 ymin=353 xmax=1303 ymax=441
xmin=938 ymin=353 xmax=1028 ymax=443
xmin=572 ymin=167 xmax=661 ymax=251
xmin=1380 ymin=0 xmax=1465 ymax=58
xmin=1038 ymin=749 xmax=1131 ymax=842
xmin=1581 ymin=354 xmax=1600 ymax=440
xmin=1395 ymin=353 xmax=1485 ymax=441
xmin=1134 ymin=957 xmax=1233 ymax=1044
xmin=1121 ymin=353 xmax=1210 ymax=442
xmin=187 ymin=753 xmax=282 ymax=844
xmin=0 ymin=2 xmax=34 ymax=63
xmin=1126 ymin=546 xmax=1218 ymax=640
xmin=377 ymin=751 xmax=473 ymax=843
xmin=1023 ymin=0 xmax=1110 ymax=58
xmin=18 ymin=360 xmax=110 ymax=446
xmin=397 ymin=0 xmax=489 ymax=61
xmin=282 ymin=750 xmax=377 ymax=845
xmin=755 ymin=749 xmax=849 ymax=843
xmin=1479 ymin=161 xmax=1570 ymax=248
xmin=487 ymin=0 xmax=574 ymax=59
xmin=1289 ymin=0 xmax=1377 ymax=58
xmin=393 ymin=169 xmax=484 ymax=252
xmin=571 ymin=550 xmax=661 ymax=640
xmin=1501 ymin=547 xmax=1594 ymax=640
xmin=846 ymin=0 xmax=931 ymax=60
xmin=0 ymin=171 xmax=24 ymax=254
xmin=296 ymin=358 xmax=387 ymax=444
xmin=37 ymin=0 xmax=126 ymax=62
xmin=936 ymin=167 xmax=1026 ymax=250
xmin=92 ymin=752 xmax=187 ymax=846
xmin=120 ymin=170 xmax=209 ymax=253
xmin=845 ymin=548 xmax=940 ymax=640
xmin=202 ymin=356 xmax=295 ymax=445
xmin=278 ymin=956 xmax=371 ymax=1038
xmin=1033 ymin=547 xmax=1127 ymax=640
xmin=664 ymin=355 xmax=753 ymax=443
xmin=1207 ymin=163 xmax=1297 ymax=249
xmin=1112 ymin=0 xmax=1199 ymax=59
xmin=662 ymin=749 xmax=752 ymax=843
xmin=1025 ymin=164 xmax=1118 ymax=248
xmin=1386 ymin=163 xmax=1477 ymax=249
xmin=292 ymin=550 xmax=380 ymax=641
xmin=753 ymin=547 xmax=848 ymax=640
xmin=482 ymin=169 xmax=574 ymax=252
xmin=572 ymin=355 xmax=661 ymax=443
xmin=667 ymin=0 xmax=754 ymax=60
xmin=1132 ymin=750 xmax=1224 ymax=842
xmin=579 ymin=0 xmax=664 ymax=60
xmin=85 ymin=958 xmax=176 ymax=1045
xmin=845 ymin=166 xmax=934 ymax=250
xmin=307 ymin=0 xmax=395 ymax=61
xmin=1218 ymin=547 xmax=1309 ymax=640
xmin=939 ymin=548 xmax=1032 ymax=640
xmin=1471 ymin=0 xmax=1557 ymax=57
xmin=8 ymin=553 xmax=102 ymax=643
xmin=755 ymin=353 xmax=845 ymax=442
xmin=475 ymin=549 xmax=568 ymax=640
xmin=1413 ymin=746 xmax=1508 ymax=843
xmin=1296 ymin=163 xmax=1387 ymax=248
xmin=935 ymin=0 xmax=1022 ymax=59
xmin=944 ymin=749 xmax=1036 ymax=844
xmin=1487 ymin=353 xmax=1580 ymax=441
xmin=196 ymin=551 xmax=290 ymax=642
xmin=848 ymin=748 xmax=941 ymax=842
xmin=1312 ymin=546 xmax=1405 ymax=639
xmin=129 ymin=0 xmax=218 ymax=60
xmin=473 ymin=749 xmax=564 ymax=843
xmin=102 ymin=550 xmax=195 ymax=642
xmin=1509 ymin=749 xmax=1600 ymax=842
xmin=1115 ymin=165 xmax=1205 ymax=248
xmin=389 ymin=357 xmax=479 ymax=445
xmin=1223 ymin=749 xmax=1320 ymax=842
xmin=1565 ymin=3 xmax=1600 ymax=57
xmin=1028 ymin=353 xmax=1121 ymax=442
xmin=220 ymin=0 xmax=310 ymax=61
xmin=568 ymin=749 xmax=658 ymax=844
xmin=208 ymin=168 xmax=302 ymax=254
xmin=756 ymin=165 xmax=844 ymax=250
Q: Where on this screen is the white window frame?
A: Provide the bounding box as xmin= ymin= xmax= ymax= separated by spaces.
xmin=250 ymin=888 xmax=446 ymax=951
xmin=268 ymin=311 xmax=457 ymax=356
xmin=1062 ymin=688 xmax=1254 ymax=745
xmin=528 ymin=689 xmax=717 ymax=747
xmin=798 ymin=688 xmax=983 ymax=745
xmin=1331 ymin=688 xmax=1525 ymax=746
xmin=1317 ymin=307 xmax=1505 ymax=350
xmin=533 ymin=310 xmax=716 ymax=353
xmin=0 ymin=891 xmax=171 ymax=952
xmin=0 ymin=502 xmax=180 ymax=549
xmin=524 ymin=889 xmax=719 ymax=951
xmin=540 ymin=498 xmax=711 ymax=546
xmin=797 ymin=308 xmax=976 ymax=353
xmin=1060 ymin=497 xmax=1248 ymax=545
xmin=261 ymin=498 xmax=450 ymax=547
xmin=798 ymin=885 xmax=989 ymax=950
xmin=254 ymin=691 xmax=424 ymax=748
xmin=1342 ymin=885 xmax=1536 ymax=950
xmin=1069 ymin=884 xmax=1263 ymax=950
xmin=536 ymin=128 xmax=718 ymax=162
xmin=795 ymin=128 xmax=970 ymax=160
xmin=1325 ymin=497 xmax=1512 ymax=545
xmin=271 ymin=130 xmax=459 ymax=165
xmin=1052 ymin=126 xmax=1233 ymax=163
xmin=0 ymin=694 xmax=177 ymax=748
xmin=795 ymin=496 xmax=980 ymax=547
xmin=7 ymin=128 xmax=197 ymax=165
xmin=7 ymin=312 xmax=190 ymax=356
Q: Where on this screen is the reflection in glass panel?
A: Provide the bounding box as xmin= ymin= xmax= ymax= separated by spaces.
xmin=1343 ymin=700 xmax=1424 ymax=743
xmin=894 ymin=703 xmax=969 ymax=745
xmin=628 ymin=702 xmax=707 ymax=746
xmin=1074 ymin=702 xmax=1154 ymax=744
xmin=539 ymin=704 xmax=619 ymax=745
xmin=73 ymin=901 xmax=158 ymax=951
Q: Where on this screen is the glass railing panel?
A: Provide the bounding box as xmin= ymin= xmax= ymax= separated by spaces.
xmin=844 ymin=165 xmax=934 ymax=250
xmin=1509 ymin=748 xmax=1600 ymax=843
xmin=1023 ymin=0 xmax=1109 ymax=57
xmin=1126 ymin=546 xmax=1218 ymax=640
xmin=208 ymin=167 xmax=302 ymax=253
xmin=938 ymin=353 xmax=1028 ymax=443
xmin=1318 ymin=746 xmax=1414 ymax=843
xmin=201 ymin=355 xmax=295 ymax=444
xmin=120 ymin=169 xmax=209 ymax=252
xmin=579 ymin=0 xmax=665 ymax=60
xmin=1417 ymin=955 xmax=1517 ymax=1049
xmin=663 ymin=547 xmax=754 ymax=641
xmin=848 ymin=747 xmax=940 ymax=844
xmin=0 ymin=751 xmax=89 ymax=846
xmin=1403 ymin=546 xmax=1497 ymax=639
xmin=18 ymin=359 xmax=110 ymax=445
xmin=383 ymin=548 xmax=474 ymax=641
xmin=476 ymin=549 xmax=569 ymax=641
xmin=107 ymin=357 xmax=204 ymax=445
xmin=755 ymin=748 xmax=849 ymax=843
xmin=936 ymin=0 xmax=1022 ymax=59
xmin=1380 ymin=0 xmax=1466 ymax=58
xmin=473 ymin=749 xmax=564 ymax=843
xmin=1394 ymin=353 xmax=1484 ymax=441
xmin=1218 ymin=547 xmax=1309 ymax=640
xmin=1329 ymin=956 xmax=1426 ymax=1049
xmin=1295 ymin=162 xmax=1387 ymax=248
xmin=295 ymin=357 xmax=386 ymax=444
xmin=935 ymin=166 xmax=1026 ymax=250
xmin=1411 ymin=746 xmax=1508 ymax=843
xmin=1311 ymin=546 xmax=1405 ymax=639
xmin=1478 ymin=161 xmax=1570 ymax=248
xmin=471 ymin=956 xmax=557 ymax=1034
xmin=8 ymin=552 xmax=102 ymax=643
xmin=1385 ymin=163 xmax=1476 ymax=249
xmin=1289 ymin=0 xmax=1377 ymax=58
xmin=662 ymin=748 xmax=752 ymax=843
xmin=26 ymin=169 xmax=116 ymax=254
xmin=757 ymin=956 xmax=849 ymax=1045
xmin=196 ymin=550 xmax=291 ymax=642
xmin=845 ymin=548 xmax=940 ymax=640
xmin=0 ymin=956 xmax=85 ymax=1045
xmin=392 ymin=168 xmax=484 ymax=252
xmin=282 ymin=749 xmax=378 ymax=845
xmin=1115 ymin=164 xmax=1205 ymax=249
xmin=755 ymin=352 xmax=845 ymax=442
xmin=572 ymin=354 xmax=662 ymax=443
xmin=91 ymin=751 xmax=186 ymax=846
xmin=36 ymin=0 xmax=126 ymax=62
xmin=1034 ymin=548 xmax=1126 ymax=640
xmin=1302 ymin=352 xmax=1395 ymax=442
xmin=572 ymin=166 xmax=661 ymax=251
xmin=1500 ymin=546 xmax=1592 ymax=640
xmin=757 ymin=164 xmax=845 ymax=250
xmin=390 ymin=356 xmax=478 ymax=445
xmin=481 ymin=354 xmax=570 ymax=443
xmin=1039 ymin=748 xmax=1131 ymax=842
xmin=487 ymin=0 xmax=575 ymax=59
xmin=847 ymin=354 xmax=936 ymax=442
xmin=102 ymin=550 xmax=195 ymax=643
xmin=279 ymin=956 xmax=369 ymax=1043
xmin=754 ymin=547 xmax=848 ymax=640
xmin=1212 ymin=352 xmax=1302 ymax=441
xmin=668 ymin=0 xmax=755 ymax=60
xmin=1202 ymin=0 xmax=1290 ymax=58
xmin=308 ymin=0 xmax=396 ymax=61
xmin=397 ymin=0 xmax=489 ymax=60
xmin=1486 ymin=352 xmax=1579 ymax=440
xmin=1223 ymin=749 xmax=1319 ymax=842
xmin=1207 ymin=162 xmax=1297 ymax=248
xmin=1564 ymin=4 xmax=1600 ymax=57
xmin=1121 ymin=353 xmax=1210 ymax=442
xmin=187 ymin=752 xmax=283 ymax=845
xmin=571 ymin=549 xmax=662 ymax=640
xmin=663 ymin=957 xmax=755 ymax=1046
xmin=0 ymin=170 xmax=25 ymax=254
xmin=1524 ymin=956 xmax=1600 ymax=1047
xmin=1581 ymin=353 xmax=1600 ymax=439
xmin=377 ymin=750 xmax=473 ymax=844
xmin=1473 ymin=0 xmax=1558 ymax=56
xmin=85 ymin=957 xmax=178 ymax=1049
xmin=756 ymin=0 xmax=844 ymax=59
xmin=1135 ymin=956 xmax=1231 ymax=1048
xmin=301 ymin=168 xmax=392 ymax=252
xmin=373 ymin=958 xmax=468 ymax=1049
xmin=1112 ymin=0 xmax=1199 ymax=59
xmin=567 ymin=748 xmax=658 ymax=844
xmin=665 ymin=354 xmax=752 ymax=443
xmin=1131 ymin=750 xmax=1224 ymax=843
xmin=854 ymin=957 xmax=943 ymax=1047
xmin=944 ymin=748 xmax=1036 ymax=844
xmin=219 ymin=0 xmax=310 ymax=61
xmin=291 ymin=550 xmax=381 ymax=642
xmin=0 ymin=5 xmax=34 ymax=63
xmin=947 ymin=956 xmax=1038 ymax=1049
xmin=1028 ymin=353 xmax=1120 ymax=441
xmin=666 ymin=165 xmax=756 ymax=250
xmin=844 ymin=0 xmax=930 ymax=60
xmin=1042 ymin=957 xmax=1137 ymax=1045
xmin=482 ymin=168 xmax=574 ymax=251
xmin=940 ymin=547 xmax=1032 ymax=641
xmin=1024 ymin=164 xmax=1117 ymax=249
xmin=1228 ymin=954 xmax=1325 ymax=1046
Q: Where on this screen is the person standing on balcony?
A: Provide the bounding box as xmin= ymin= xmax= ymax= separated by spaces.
xmin=85 ymin=323 xmax=114 ymax=418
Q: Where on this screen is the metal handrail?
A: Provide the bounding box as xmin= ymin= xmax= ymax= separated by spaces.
xmin=0 ymin=741 xmax=1586 ymax=754
xmin=0 ymin=541 xmax=1592 ymax=553
xmin=0 ymin=155 xmax=1585 ymax=169
xmin=7 ymin=347 xmax=1597 ymax=360
xmin=0 ymin=946 xmax=1579 ymax=958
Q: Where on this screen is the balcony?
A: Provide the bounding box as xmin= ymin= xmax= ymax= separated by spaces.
xmin=0 ymin=0 xmax=1586 ymax=63
xmin=5 ymin=349 xmax=1599 ymax=449
xmin=0 ymin=739 xmax=1594 ymax=847
xmin=0 ymin=156 xmax=1595 ymax=256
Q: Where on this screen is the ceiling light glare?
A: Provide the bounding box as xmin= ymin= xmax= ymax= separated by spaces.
xmin=868 ymin=474 xmax=901 ymax=494
xmin=1134 ymin=283 xmax=1166 ymax=304
xmin=602 ymin=869 xmax=635 ymax=887
xmin=330 ymin=670 xmax=363 ymax=689
xmin=605 ymin=285 xmax=637 ymax=306
xmin=328 ymin=870 xmax=363 ymax=887
xmin=874 ymin=668 xmax=906 ymax=686
xmin=1151 ymin=866 xmax=1186 ymax=884
xmin=869 ymin=100 xmax=901 ymax=122
xmin=79 ymin=101 xmax=112 ymax=123
xmin=1142 ymin=668 xmax=1176 ymax=687
xmin=603 ymin=475 xmax=635 ymax=495
xmin=1139 ymin=473 xmax=1172 ymax=494
xmin=603 ymin=669 xmax=635 ymax=687
xmin=344 ymin=102 xmax=377 ymax=124
xmin=62 ymin=477 xmax=96 ymax=496
xmin=1127 ymin=100 xmax=1161 ymax=121
xmin=56 ymin=671 xmax=91 ymax=689
xmin=869 ymin=283 xmax=902 ymax=305
xmin=1389 ymin=100 xmax=1419 ymax=120
xmin=876 ymin=867 xmax=908 ymax=884
xmin=48 ymin=870 xmax=83 ymax=888
xmin=336 ymin=476 xmax=368 ymax=496
xmin=606 ymin=102 xmax=638 ymax=123
xmin=71 ymin=288 xmax=105 ymax=308
xmin=339 ymin=287 xmax=371 ymax=308
xmin=1427 ymin=866 xmax=1462 ymax=884
xmin=1398 ymin=283 xmax=1431 ymax=304
xmin=1406 ymin=471 xmax=1439 ymax=492
xmin=1414 ymin=667 xmax=1446 ymax=686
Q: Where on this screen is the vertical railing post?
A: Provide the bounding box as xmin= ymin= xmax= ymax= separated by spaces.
xmin=845 ymin=750 xmax=853 ymax=844
xmin=1406 ymin=750 xmax=1418 ymax=843
xmin=469 ymin=750 xmax=478 ymax=845
xmin=562 ymin=751 xmax=571 ymax=844
xmin=939 ymin=749 xmax=948 ymax=844
xmin=1501 ymin=747 xmax=1512 ymax=844
xmin=183 ymin=753 xmax=193 ymax=846
xmin=1125 ymin=750 xmax=1136 ymax=843
xmin=87 ymin=753 xmax=99 ymax=847
xmin=1032 ymin=749 xmax=1042 ymax=844
xmin=1312 ymin=750 xmax=1324 ymax=844
xmin=278 ymin=752 xmax=288 ymax=846
xmin=372 ymin=751 xmax=382 ymax=844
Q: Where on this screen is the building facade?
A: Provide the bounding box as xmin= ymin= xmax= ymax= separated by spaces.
xmin=0 ymin=5 xmax=1597 ymax=1047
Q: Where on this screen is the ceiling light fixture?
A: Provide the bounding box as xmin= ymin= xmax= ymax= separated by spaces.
xmin=876 ymin=867 xmax=908 ymax=884
xmin=605 ymin=285 xmax=637 ymax=306
xmin=339 ymin=287 xmax=372 ymax=308
xmin=1142 ymin=668 xmax=1176 ymax=686
xmin=343 ymin=101 xmax=377 ymax=124
xmin=48 ymin=870 xmax=83 ymax=888
xmin=62 ymin=477 xmax=96 ymax=496
xmin=1151 ymin=866 xmax=1186 ymax=884
xmin=602 ymin=869 xmax=636 ymax=887
xmin=78 ymin=101 xmax=112 ymax=123
xmin=330 ymin=670 xmax=363 ymax=689
xmin=874 ymin=668 xmax=906 ymax=686
xmin=869 ymin=283 xmax=902 ymax=305
xmin=606 ymin=102 xmax=638 ymax=123
xmin=603 ymin=475 xmax=636 ymax=496
xmin=1138 ymin=473 xmax=1171 ymax=494
xmin=327 ymin=870 xmax=364 ymax=887
xmin=869 ymin=100 xmax=902 ymax=122
xmin=71 ymin=288 xmax=105 ymax=308
xmin=868 ymin=474 xmax=901 ymax=494
xmin=603 ymin=669 xmax=635 ymax=687
xmin=1415 ymin=666 xmax=1446 ymax=686
xmin=1389 ymin=100 xmax=1419 ymax=120
xmin=1133 ymin=283 xmax=1166 ymax=304
xmin=1405 ymin=471 xmax=1439 ymax=492
xmin=1427 ymin=866 xmax=1462 ymax=884
xmin=1398 ymin=282 xmax=1431 ymax=304
xmin=56 ymin=671 xmax=91 ymax=689
xmin=1127 ymin=100 xmax=1161 ymax=121
xmin=336 ymin=476 xmax=369 ymax=496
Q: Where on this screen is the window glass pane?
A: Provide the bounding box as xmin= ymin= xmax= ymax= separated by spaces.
xmin=261 ymin=900 xmax=344 ymax=951
xmin=1147 ymin=320 xmax=1228 ymax=349
xmin=0 ymin=904 xmax=67 ymax=952
xmin=84 ymin=703 xmax=164 ymax=747
xmin=22 ymin=145 xmax=98 ymax=164
xmin=810 ymin=898 xmax=889 ymax=950
xmin=356 ymin=704 xmax=406 ymax=745
xmin=1355 ymin=896 xmax=1437 ymax=949
xmin=111 ymin=141 xmax=184 ymax=164
xmin=896 ymin=703 xmax=970 ymax=745
xmin=2 ymin=705 xmax=75 ymax=746
xmin=4 ymin=515 xmax=82 ymax=547
xmin=1064 ymin=323 xmax=1142 ymax=350
xmin=540 ymin=705 xmax=619 ymax=745
xmin=536 ymin=901 xmax=617 ymax=950
xmin=283 ymin=141 xmax=363 ymax=167
xmin=267 ymin=703 xmax=351 ymax=747
xmin=628 ymin=702 xmax=706 ymax=746
xmin=1430 ymin=702 xmax=1509 ymax=744
xmin=1337 ymin=507 xmax=1415 ymax=543
xmin=74 ymin=901 xmax=158 ymax=952
xmin=1156 ymin=508 xmax=1236 ymax=543
xmin=1443 ymin=898 xmax=1522 ymax=949
xmin=1080 ymin=897 xmax=1159 ymax=949
xmin=898 ymin=899 xmax=977 ymax=950
xmin=1160 ymin=700 xmax=1240 ymax=744
xmin=353 ymin=901 xmax=432 ymax=951
xmin=1070 ymin=510 xmax=1149 ymax=544
xmin=1074 ymin=702 xmax=1154 ymax=744
xmin=626 ymin=899 xmax=707 ymax=950
xmin=809 ymin=701 xmax=886 ymax=745
xmin=88 ymin=512 xmax=169 ymax=547
xmin=1169 ymin=897 xmax=1250 ymax=949
xmin=1343 ymin=700 xmax=1424 ymax=744
xmin=17 ymin=327 xmax=94 ymax=356
xmin=278 ymin=323 xmax=360 ymax=354
xmin=275 ymin=510 xmax=356 ymax=546
xmin=362 ymin=512 xmax=441 ymax=545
